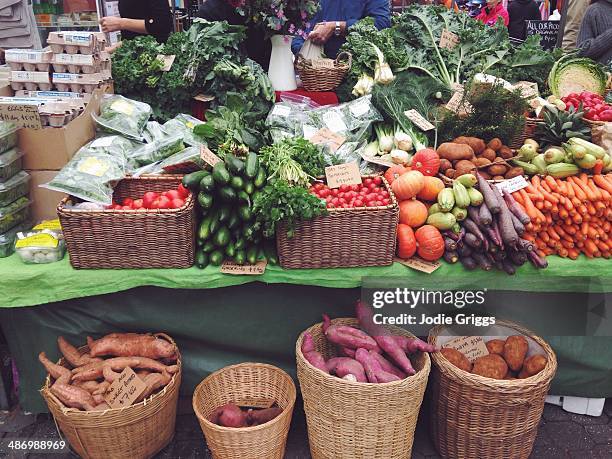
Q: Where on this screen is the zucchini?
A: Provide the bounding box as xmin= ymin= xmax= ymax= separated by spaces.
xmin=213 ymin=226 xmax=230 ymax=247
xmin=212 ymin=162 xmax=230 ymax=185
xmin=234 ymin=237 xmax=246 ymax=250
xmin=467 ymin=187 xmax=483 ymax=206
xmin=234 ymin=250 xmax=246 ymax=265
xmin=230 ymin=176 xmax=244 ymax=190
xmin=546 ymin=163 xmax=579 ymax=177
xmin=183 ymin=170 xmax=209 ymax=190
xmin=428 ymin=203 xmax=442 ymax=215
xmin=199 ymin=174 xmax=215 ymax=192
xmin=511 ymin=159 xmax=539 ymax=175
xmin=237 ymin=190 xmax=251 ymax=205
xmin=426 ymin=212 xmax=457 ymax=230
xmin=209 ymin=250 xmax=224 ymax=266
xmin=225 ymin=154 xmax=245 ymax=174
xmin=567 ymin=138 xmax=605 ymax=159
xmin=437 ymin=188 xmax=455 ymax=212
xmin=218 ymin=186 xmax=237 ymax=202
xmin=452 ymin=181 xmax=470 ymax=208
xmin=455 ymin=174 xmax=477 ymax=188
xmin=209 ymin=212 xmax=220 ymax=234
xmin=246 ymin=246 xmax=258 ymax=264
xmin=531 ymin=154 xmax=547 ymax=174
xmin=195 ymin=251 xmax=209 ymax=269
xmin=575 ymin=153 xmax=597 ymax=169
xmin=225 ymin=242 xmax=236 ymax=258
xmin=197 ymin=192 xmax=214 ymax=210
xmin=245 ymin=152 xmax=259 ymax=178
xmin=451 ymin=206 xmax=468 ymax=222
xmin=254 ymin=167 xmax=266 ymax=188
xmin=544 ymin=148 xmax=565 ymax=164
xmin=264 ymin=242 xmax=278 ymax=265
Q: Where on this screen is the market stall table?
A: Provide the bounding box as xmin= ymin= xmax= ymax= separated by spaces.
xmin=1 ymin=254 xmax=611 ymax=412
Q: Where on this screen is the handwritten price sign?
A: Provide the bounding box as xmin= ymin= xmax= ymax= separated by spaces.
xmin=104 ymin=367 xmax=146 ymax=409
xmin=325 ymin=162 xmax=362 ymax=189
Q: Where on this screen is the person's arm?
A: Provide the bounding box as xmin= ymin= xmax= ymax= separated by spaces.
xmin=351 ymin=0 xmax=390 ymax=30
xmin=577 ymin=10 xmax=612 ymax=60
xmin=120 ymin=18 xmax=147 ymax=34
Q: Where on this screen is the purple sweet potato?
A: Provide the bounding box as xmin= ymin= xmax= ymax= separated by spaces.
xmin=355 ymin=349 xmax=401 ymax=383
xmin=325 ymin=324 xmax=378 ymax=350
xmin=322 ymin=314 xmax=331 ymax=333
xmin=369 ymin=352 xmax=406 ymax=379
xmin=338 ymin=346 xmax=356 ymax=358
xmin=372 ymin=335 xmax=416 ymax=376
xmin=326 ymin=357 xmax=367 ymax=383
xmin=393 ymin=336 xmax=438 ymax=354
xmin=355 ymin=301 xmax=384 ymax=336
xmin=247 ymin=407 xmax=283 ymax=426
xmin=211 ymin=404 xmax=247 ymax=428
xmin=301 ymin=332 xmax=328 ymax=373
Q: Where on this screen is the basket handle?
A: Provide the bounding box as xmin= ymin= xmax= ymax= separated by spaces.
xmin=335 ymin=52 xmax=352 ymax=68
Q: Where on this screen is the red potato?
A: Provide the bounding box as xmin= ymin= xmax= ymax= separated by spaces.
xmin=393 ymin=336 xmax=437 ymax=354
xmin=369 ymin=352 xmax=406 ymax=379
xmin=301 ymin=332 xmax=329 ymax=374
xmin=355 ymin=349 xmax=401 ymax=383
xmin=326 ymin=357 xmax=367 ymax=382
xmin=247 ymin=407 xmax=283 ymax=426
xmin=89 ymin=333 xmax=177 ymax=360
xmin=210 ymin=404 xmax=248 ymax=428
xmin=72 ymin=357 xmax=178 ymax=382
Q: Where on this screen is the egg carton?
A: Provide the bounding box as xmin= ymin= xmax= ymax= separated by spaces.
xmin=15 ymin=90 xmax=93 ymax=103
xmin=5 ymin=48 xmax=53 ymax=72
xmin=10 ymin=71 xmax=53 ymax=91
xmin=47 ymin=31 xmax=107 ymax=55
xmin=51 ymin=53 xmax=110 ymax=74
xmin=52 ymin=72 xmax=109 ymax=94
xmin=0 ymin=95 xmax=85 ymax=128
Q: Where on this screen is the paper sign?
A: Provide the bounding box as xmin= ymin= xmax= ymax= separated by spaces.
xmin=157 ymin=54 xmax=175 ymax=72
xmin=439 ymin=29 xmax=460 ymax=49
xmin=0 ymin=103 xmax=41 ymax=129
xmin=200 ymin=145 xmax=222 ymax=167
xmin=238 ymin=398 xmax=276 ymax=409
xmin=322 ymin=111 xmax=348 ymax=133
xmin=512 ymin=81 xmax=539 ymax=100
xmin=360 ymin=152 xmax=395 ymax=168
xmin=325 ymin=162 xmax=362 ymax=189
xmin=104 ymin=367 xmax=147 ymax=409
xmin=494 ymin=175 xmax=529 ymax=194
xmin=443 ymin=336 xmax=490 ymax=362
xmin=221 ymin=260 xmax=267 ymax=275
xmin=395 ymin=257 xmax=441 ymax=274
xmin=404 ymin=109 xmax=434 ymax=131
xmin=310 ymin=127 xmax=346 ymax=153
xmin=311 ymin=58 xmax=335 ymax=69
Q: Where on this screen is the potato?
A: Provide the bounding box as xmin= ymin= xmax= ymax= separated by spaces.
xmin=439 ymin=158 xmax=453 ymax=173
xmin=474 ymin=157 xmax=492 ymax=167
xmin=479 ymin=171 xmax=492 ymax=180
xmin=472 ymin=354 xmax=508 ymax=379
xmin=437 ymin=142 xmax=475 ymax=161
xmin=498 ymin=146 xmax=514 ymax=159
xmin=455 ymin=159 xmax=477 ymax=177
xmin=440 ymin=347 xmax=472 ymax=372
xmin=505 ymin=167 xmax=524 ymax=179
xmin=444 ymin=168 xmax=456 ymax=179
xmin=488 ymin=164 xmax=508 ymax=176
xmin=503 ymin=335 xmax=529 ymax=372
xmin=519 ymin=354 xmax=547 ymax=378
xmin=492 ymin=175 xmax=505 ymax=181
xmin=487 ymin=138 xmax=503 ymax=152
xmin=453 ymin=136 xmax=486 ymax=154
xmin=480 ymin=148 xmax=497 ymax=162
xmin=486 ymin=339 xmax=505 ymax=355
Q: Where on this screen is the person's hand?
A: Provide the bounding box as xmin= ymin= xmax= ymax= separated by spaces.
xmin=99 ymin=16 xmax=124 ymax=33
xmin=308 ymin=22 xmax=335 ymax=45
xmin=105 ymin=42 xmax=123 ymax=54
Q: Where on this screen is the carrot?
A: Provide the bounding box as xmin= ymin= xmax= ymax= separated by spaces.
xmin=541 ymin=181 xmax=552 ymax=193
xmin=572 ymin=213 xmax=583 ymax=224
xmin=586 ymin=179 xmax=602 ymax=200
xmin=584 ymin=239 xmax=599 ymax=254
xmin=593 ymin=174 xmax=612 ymax=194
xmin=536 ymin=249 xmax=547 ymax=258
xmin=557 ymin=247 xmax=569 ymax=258
xmin=561 ymin=239 xmax=575 ymax=249
xmin=519 ymin=189 xmax=539 ymax=221
xmin=567 ymin=249 xmax=580 ymax=260
xmin=545 ymin=176 xmax=558 ymax=191
xmin=568 ymin=178 xmax=587 ymax=200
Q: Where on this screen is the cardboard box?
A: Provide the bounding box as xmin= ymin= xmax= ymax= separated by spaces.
xmin=26 ymin=170 xmax=65 ymax=222
xmin=18 ymin=89 xmax=101 ymax=170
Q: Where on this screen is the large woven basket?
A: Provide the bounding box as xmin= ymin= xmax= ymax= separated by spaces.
xmin=58 ymin=175 xmax=195 ymax=269
xmin=192 ymin=363 xmax=296 ymax=459
xmin=276 ymin=176 xmax=399 ymax=269
xmin=509 ymin=116 xmax=538 ymax=150
xmin=40 ymin=334 xmax=181 ymax=459
xmin=428 ymin=321 xmax=557 ymax=459
xmin=296 ymin=52 xmax=351 ymax=92
xmin=297 ymin=318 xmax=431 ymax=459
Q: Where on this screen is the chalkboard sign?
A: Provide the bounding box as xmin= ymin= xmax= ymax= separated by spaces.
xmin=526 ymin=20 xmax=560 ymax=50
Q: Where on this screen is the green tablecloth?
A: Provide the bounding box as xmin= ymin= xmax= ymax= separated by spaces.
xmin=1 ymin=254 xmax=611 ymax=308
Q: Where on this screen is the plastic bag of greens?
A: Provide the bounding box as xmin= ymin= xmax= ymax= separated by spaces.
xmin=163 ymin=114 xmax=206 ymax=147
xmin=92 ymin=95 xmax=152 ymax=141
xmin=160 ymin=146 xmax=204 ymax=174
xmin=129 ymin=132 xmax=185 ymax=167
xmin=42 ymin=136 xmax=131 ymax=205
xmin=143 ymin=121 xmax=169 ymax=143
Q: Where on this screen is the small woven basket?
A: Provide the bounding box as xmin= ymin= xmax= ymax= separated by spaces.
xmin=509 ymin=116 xmax=538 ymax=150
xmin=428 ymin=321 xmax=557 ymax=459
xmin=296 ymin=318 xmax=431 ymax=459
xmin=40 ymin=334 xmax=181 ymax=459
xmin=192 ymin=363 xmax=296 ymax=459
xmin=58 ymin=175 xmax=195 ymax=269
xmin=296 ymin=52 xmax=351 ymax=92
xmin=276 ymin=176 xmax=399 ymax=269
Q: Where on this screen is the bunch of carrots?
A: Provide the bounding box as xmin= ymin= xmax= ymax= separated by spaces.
xmin=511 ymin=173 xmax=612 ymax=259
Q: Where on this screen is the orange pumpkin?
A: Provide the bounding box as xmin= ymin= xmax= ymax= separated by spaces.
xmin=417 ymin=176 xmax=445 ymax=201
xmin=384 ymin=165 xmax=410 ymax=185
xmin=415 ymin=225 xmax=444 ymax=261
xmin=391 ymin=170 xmax=424 ymax=200
xmin=412 ymin=148 xmax=440 ymax=176
xmin=397 ymin=224 xmax=417 ymax=259
xmin=399 ymin=200 xmax=428 ymax=228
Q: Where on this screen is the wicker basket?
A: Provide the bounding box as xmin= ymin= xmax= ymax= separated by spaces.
xmin=297 ymin=318 xmax=431 ymax=459
xmin=296 ymin=52 xmax=351 ymax=92
xmin=509 ymin=116 xmax=539 ymax=150
xmin=428 ymin=321 xmax=557 ymax=459
xmin=276 ymin=176 xmax=398 ymax=269
xmin=40 ymin=334 xmax=181 ymax=459
xmin=58 ymin=175 xmax=195 ymax=269
xmin=192 ymin=363 xmax=296 ymax=459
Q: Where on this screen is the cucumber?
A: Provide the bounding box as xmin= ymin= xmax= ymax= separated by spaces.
xmin=212 ymin=162 xmax=230 ymax=185
xmin=243 ymin=226 xmax=255 ymax=241
xmin=246 ymin=246 xmax=258 ymax=265
xmin=209 ymin=250 xmax=224 ymax=266
xmin=183 ymin=170 xmax=209 ymax=190
xmin=243 ymin=181 xmax=255 ymax=195
xmin=195 ymin=251 xmax=209 ymax=269
xmin=234 ymin=237 xmax=246 ymax=250
xmin=264 ymin=242 xmax=278 ymax=265
xmin=197 ymin=192 xmax=213 ymax=210
xmin=198 ymin=216 xmax=212 ymax=241
xmin=245 ymin=152 xmax=259 ymax=178
xmin=237 ymin=205 xmax=252 ymax=221
xmin=213 ymin=226 xmax=231 ymax=247
xmin=257 ymin=247 xmax=266 ymax=261
xmin=201 ymin=240 xmax=215 ymax=253
xmin=225 ymin=154 xmax=245 ymax=174
xmin=237 ymin=190 xmax=251 ymax=205
xmin=225 ymin=242 xmax=236 ymax=258
xmin=218 ymin=206 xmax=231 ymax=223
xmin=254 ymin=167 xmax=266 ymax=188
xmin=209 ymin=212 xmax=220 ymax=234
xmin=230 ymin=176 xmax=244 ymax=190
xmin=227 ymin=212 xmax=240 ymax=230
xmin=234 ymin=250 xmax=246 ymax=265
xmin=219 ymin=186 xmax=237 ymax=202
xmin=199 ymin=174 xmax=215 ymax=192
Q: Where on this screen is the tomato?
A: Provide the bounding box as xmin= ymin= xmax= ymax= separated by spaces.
xmin=331 ymin=189 xmax=339 ymax=196
xmin=143 ymin=191 xmax=158 ymax=208
xmin=363 ymin=178 xmax=373 ymax=186
xmin=112 ymin=204 xmax=122 ymax=210
xmin=132 ymin=199 xmax=144 ymax=209
xmin=382 ymin=198 xmax=391 ymax=205
xmin=600 ymin=110 xmax=612 ymax=121
xmin=165 ymin=190 xmax=180 ymax=201
xmin=339 ymin=197 xmax=347 ymax=204
xmin=354 ymin=199 xmax=364 ymax=207
xmin=338 ymin=192 xmax=345 ymax=199
xmin=331 ymin=197 xmax=340 ymax=206
xmin=177 ymin=183 xmax=190 ymax=199
xmin=314 ymin=183 xmax=325 ymax=190
xmin=339 ymin=184 xmax=350 ymax=192
xmin=123 ymin=198 xmax=134 ymax=207
xmin=373 ymin=176 xmax=382 ymax=185
xmin=171 ymin=198 xmax=185 ymax=209
xmin=156 ymin=196 xmax=171 ymax=209
xmin=327 ymin=203 xmax=335 ymax=208
xmin=350 ymin=184 xmax=360 ymax=192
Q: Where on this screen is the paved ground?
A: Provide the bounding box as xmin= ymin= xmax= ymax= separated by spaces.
xmin=1 ymin=398 xmax=611 ymax=458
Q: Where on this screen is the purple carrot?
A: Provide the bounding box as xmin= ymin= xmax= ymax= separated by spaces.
xmin=503 ymin=189 xmax=530 ymax=225
xmin=485 ymin=225 xmax=502 ymax=247
xmin=519 ymin=238 xmax=534 ymax=252
xmin=510 ymin=212 xmax=525 ymax=235
xmin=477 ymin=172 xmax=501 ymax=214
xmin=326 ymin=357 xmax=367 ymax=382
xmin=508 ymin=249 xmax=527 ymax=266
xmin=301 ymin=332 xmax=328 ymax=373
xmin=493 ymin=186 xmax=519 ymax=248
xmin=527 ymin=250 xmax=548 ymax=269
xmin=443 ymin=230 xmax=461 ymax=242
xmin=492 ymin=218 xmax=505 ymax=251
xmin=478 ymin=202 xmax=493 ymax=225
xmin=444 ymin=237 xmax=457 ymax=252
xmin=463 ymin=218 xmax=486 ymax=243
xmin=502 ymin=259 xmax=517 ymax=275
xmin=467 ymin=206 xmax=482 ymax=226
xmin=369 ymin=352 xmax=407 ymax=379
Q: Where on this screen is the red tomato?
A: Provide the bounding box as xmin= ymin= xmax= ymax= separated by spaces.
xmin=338 ymin=192 xmax=345 ymax=199
xmin=339 ymin=184 xmax=350 ymax=192
xmin=363 ymin=178 xmax=373 ymax=186
xmin=331 ymin=197 xmax=340 ymax=206
xmin=354 ymin=199 xmax=364 ymax=207
xmin=327 ymin=203 xmax=335 ymax=209
xmin=171 ymin=198 xmax=185 ymax=209
xmin=157 ymin=196 xmax=172 ymax=209
xmin=331 ymin=189 xmax=339 ymax=196
xmin=165 ymin=190 xmax=181 ymax=201
xmin=143 ymin=191 xmax=158 ymax=208
xmin=112 ymin=204 xmax=122 ymax=210
xmin=149 ymin=199 xmax=161 ymax=209
xmin=382 ymin=198 xmax=391 ymax=205
xmin=177 ymin=183 xmax=190 ymax=199
xmin=314 ymin=183 xmax=325 ymax=190
xmin=350 ymin=184 xmax=360 ymax=192
xmin=320 ymin=189 xmax=331 ymax=198
xmin=373 ymin=176 xmax=382 ymax=185
xmin=123 ymin=198 xmax=134 ymax=207
xmin=132 ymin=199 xmax=144 ymax=209
xmin=121 ymin=205 xmax=132 ymax=210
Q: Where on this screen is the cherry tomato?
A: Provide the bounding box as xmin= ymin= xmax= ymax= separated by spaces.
xmin=354 ymin=199 xmax=364 ymax=207
xmin=373 ymin=176 xmax=382 ymax=185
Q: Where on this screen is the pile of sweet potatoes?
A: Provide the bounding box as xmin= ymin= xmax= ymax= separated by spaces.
xmin=208 ymin=404 xmax=283 ymax=428
xmin=301 ymin=302 xmax=436 ymax=383
xmin=39 ymin=333 xmax=179 ymax=411
xmin=440 ymin=335 xmax=548 ymax=380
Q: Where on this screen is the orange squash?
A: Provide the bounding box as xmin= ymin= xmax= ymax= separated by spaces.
xmin=417 ymin=176 xmax=445 ymax=201
xmin=415 ymin=225 xmax=444 ymax=261
xmin=399 ymin=200 xmax=428 ymax=228
xmin=397 ymin=224 xmax=417 ymax=259
xmin=391 ymin=170 xmax=424 ymax=200
xmin=384 ymin=165 xmax=410 ymax=185
xmin=412 ymin=148 xmax=440 ymax=176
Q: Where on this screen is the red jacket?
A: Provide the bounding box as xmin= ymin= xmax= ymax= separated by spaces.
xmin=476 ymin=3 xmax=510 ymax=27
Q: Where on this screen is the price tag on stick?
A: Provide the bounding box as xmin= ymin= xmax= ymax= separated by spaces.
xmin=444 ymin=336 xmax=490 ymax=362
xmin=404 ymin=109 xmax=435 ymax=131
xmin=395 ymin=257 xmax=441 ymax=274
xmin=325 ymin=162 xmax=362 ymax=189
xmin=439 ymin=29 xmax=460 ymax=50
xmin=200 ymin=145 xmax=222 ymax=167
xmin=104 ymin=367 xmax=147 ymax=409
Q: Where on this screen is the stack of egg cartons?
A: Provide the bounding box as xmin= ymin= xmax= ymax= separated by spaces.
xmin=0 ymin=121 xmax=31 ymax=258
xmin=6 ymin=48 xmax=54 ymax=91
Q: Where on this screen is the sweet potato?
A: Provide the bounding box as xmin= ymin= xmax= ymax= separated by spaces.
xmin=326 ymin=357 xmax=367 ymax=382
xmin=498 ymin=145 xmax=514 ymax=159
xmin=474 ymin=157 xmax=492 ymax=167
xmin=210 ymin=404 xmax=247 ymax=428
xmin=338 ymin=347 xmax=356 ymax=358
xmin=301 ymin=332 xmax=328 ymax=374
xmin=437 ymin=142 xmax=475 ymax=161
xmin=485 ymin=339 xmax=505 ymax=355
xmin=519 ymin=354 xmax=547 ymax=378
xmin=439 ymin=158 xmax=453 ymax=172
xmin=355 ymin=349 xmax=401 ymax=383
xmin=488 ymin=163 xmax=509 ymax=177
xmin=479 ymin=170 xmax=492 ymax=180
xmin=505 ymin=167 xmax=524 ymax=179
xmin=50 ymin=383 xmax=96 ymax=411
xmin=440 ymin=348 xmax=471 ymax=372
xmin=480 ymin=148 xmax=497 ymax=162
xmin=444 ymin=168 xmax=456 ymax=179
xmin=371 ymin=335 xmax=416 ymax=375
xmin=91 ymin=402 xmax=110 ymax=411
xmin=487 ymin=138 xmax=502 ymax=152
xmin=453 ymin=136 xmax=485 ymax=154
xmin=74 ymin=380 xmax=103 ymax=393
xmin=503 ymin=335 xmax=529 ymax=372
xmin=455 ymin=159 xmax=477 ymax=177
xmin=472 ymin=354 xmax=508 ymax=379
xmin=247 ymin=407 xmax=283 ymax=426
xmin=136 ymin=371 xmax=172 ymax=402
xmin=39 ymin=352 xmax=71 ymax=381
xmin=92 ymin=393 xmax=106 ymax=405
xmin=102 ymin=365 xmax=121 ymax=383
xmin=72 ymin=357 xmax=178 ymax=382
xmin=369 ymin=352 xmax=406 ymax=379
xmin=325 ymin=324 xmax=378 ymax=351
xmin=92 ymin=381 xmax=110 ymax=396
xmin=393 ymin=336 xmax=437 ymax=354
xmin=89 ymin=333 xmax=177 ymax=360
xmin=58 ymin=337 xmax=99 ymax=367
